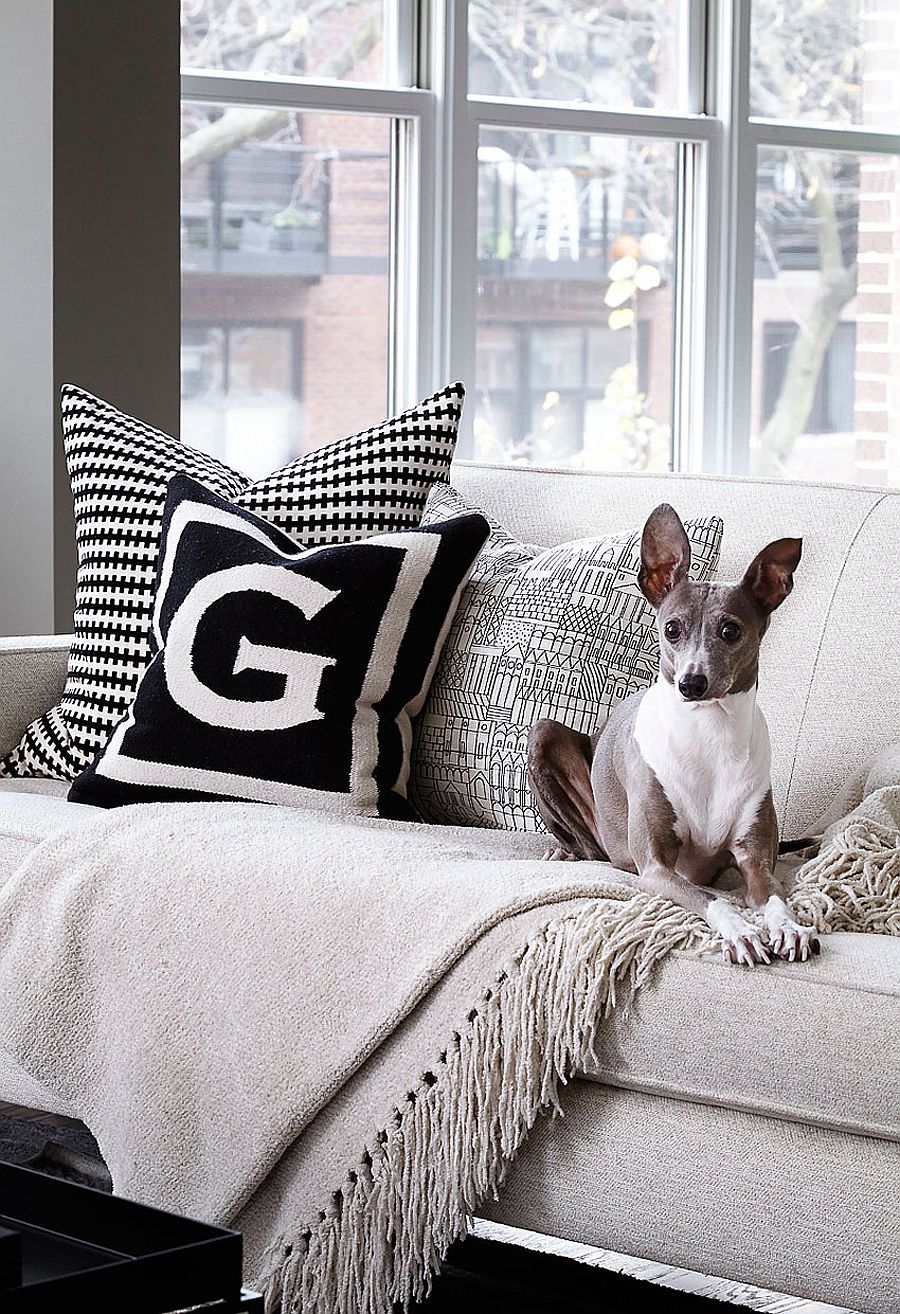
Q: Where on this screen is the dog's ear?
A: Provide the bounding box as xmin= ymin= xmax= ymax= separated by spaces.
xmin=741 ymin=537 xmax=802 ymax=614
xmin=638 ymin=504 xmax=691 ymax=608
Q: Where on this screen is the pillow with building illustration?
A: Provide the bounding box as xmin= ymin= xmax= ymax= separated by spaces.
xmin=409 ymin=483 xmax=724 ymax=832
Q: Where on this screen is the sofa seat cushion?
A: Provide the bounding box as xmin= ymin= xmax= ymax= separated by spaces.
xmin=0 ymin=780 xmax=99 ymax=887
xmin=483 ymin=1084 xmax=900 ymax=1314
xmin=585 ymin=932 xmax=900 ymax=1142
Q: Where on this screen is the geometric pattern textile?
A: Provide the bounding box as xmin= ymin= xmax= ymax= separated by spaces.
xmin=0 ymin=382 xmax=465 ymax=781
xmin=409 ymin=484 xmax=724 ymax=832
xmin=68 ymin=475 xmax=489 ymax=817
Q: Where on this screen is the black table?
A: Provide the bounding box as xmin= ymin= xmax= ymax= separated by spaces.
xmin=0 ymin=1162 xmax=262 ymax=1311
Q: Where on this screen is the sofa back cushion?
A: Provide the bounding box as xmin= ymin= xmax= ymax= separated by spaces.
xmin=451 ymin=463 xmax=900 ymax=839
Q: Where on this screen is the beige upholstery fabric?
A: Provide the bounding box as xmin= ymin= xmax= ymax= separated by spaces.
xmin=484 ymin=1084 xmax=900 ymax=1314
xmin=455 ymin=464 xmax=900 ymax=837
xmin=790 ymin=494 xmax=900 ymax=825
xmin=0 ymin=637 xmax=71 ymax=759
xmin=4 ymin=470 xmax=897 ymax=835
xmin=586 ymin=932 xmax=900 ymax=1141
xmin=0 ymin=780 xmax=97 ymax=886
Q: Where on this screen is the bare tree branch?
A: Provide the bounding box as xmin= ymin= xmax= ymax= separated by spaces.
xmin=181 ymin=14 xmax=381 ymax=175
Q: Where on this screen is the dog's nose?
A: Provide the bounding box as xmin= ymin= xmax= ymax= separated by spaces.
xmin=679 ymin=673 xmax=709 ymax=701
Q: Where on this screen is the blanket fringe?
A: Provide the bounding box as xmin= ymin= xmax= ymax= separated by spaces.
xmin=260 ymin=817 xmax=900 ymax=1314
xmin=787 ymin=820 xmax=900 ymax=936
xmin=259 ymin=891 xmax=701 ymax=1313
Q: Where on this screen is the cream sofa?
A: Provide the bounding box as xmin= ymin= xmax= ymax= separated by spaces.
xmin=1 ymin=463 xmax=898 ymax=1313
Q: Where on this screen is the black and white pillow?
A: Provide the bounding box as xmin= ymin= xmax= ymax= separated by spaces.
xmin=0 ymin=382 xmax=465 ymax=782
xmin=68 ymin=476 xmax=488 ymax=817
xmin=409 ymin=484 xmax=724 ymax=832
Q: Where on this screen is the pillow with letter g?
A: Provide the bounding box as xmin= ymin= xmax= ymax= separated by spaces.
xmin=68 ymin=475 xmax=489 ymax=818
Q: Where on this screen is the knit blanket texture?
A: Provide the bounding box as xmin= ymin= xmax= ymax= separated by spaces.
xmin=0 ymin=758 xmax=897 ymax=1313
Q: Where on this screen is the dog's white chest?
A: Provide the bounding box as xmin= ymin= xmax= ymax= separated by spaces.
xmin=634 ymin=683 xmax=771 ymax=855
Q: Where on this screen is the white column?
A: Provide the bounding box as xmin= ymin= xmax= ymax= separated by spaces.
xmin=0 ymin=0 xmax=55 ymax=635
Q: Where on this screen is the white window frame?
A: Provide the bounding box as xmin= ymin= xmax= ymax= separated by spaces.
xmin=181 ymin=0 xmax=900 ymax=472
xmin=714 ymin=0 xmax=900 ymax=474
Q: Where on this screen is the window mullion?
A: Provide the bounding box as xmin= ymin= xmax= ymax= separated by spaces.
xmin=425 ymin=0 xmax=477 ymax=455
xmin=710 ymin=0 xmax=756 ymax=475
xmin=469 ymin=95 xmax=716 ymax=143
xmin=750 ymin=118 xmax=900 ymax=156
xmin=391 ymin=106 xmax=438 ymax=413
xmin=680 ymin=0 xmax=709 ymax=116
xmin=179 ymin=69 xmax=431 ymax=117
xmin=386 ymin=0 xmax=417 ymax=88
xmin=673 ymin=140 xmax=705 ymax=472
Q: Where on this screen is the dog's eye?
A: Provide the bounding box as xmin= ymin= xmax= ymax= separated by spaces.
xmin=664 ymin=620 xmax=682 ymax=642
xmin=720 ymin=621 xmax=741 ymax=643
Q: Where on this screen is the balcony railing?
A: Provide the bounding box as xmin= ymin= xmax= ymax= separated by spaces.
xmin=476 ymin=156 xmax=663 ymax=282
xmin=181 ymin=144 xmax=389 ymax=279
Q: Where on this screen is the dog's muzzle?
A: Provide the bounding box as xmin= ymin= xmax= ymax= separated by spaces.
xmin=678 ymin=673 xmax=709 ymax=701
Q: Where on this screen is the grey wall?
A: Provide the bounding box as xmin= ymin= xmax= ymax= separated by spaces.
xmin=53 ymin=0 xmax=181 ymax=631
xmin=0 ymin=1 xmax=55 ymax=635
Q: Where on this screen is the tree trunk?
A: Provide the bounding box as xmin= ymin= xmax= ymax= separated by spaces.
xmin=756 ymin=163 xmax=858 ymax=476
xmin=755 ymin=261 xmax=857 ymax=474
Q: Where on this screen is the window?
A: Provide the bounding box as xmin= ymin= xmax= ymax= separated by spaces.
xmin=475 ymin=320 xmax=659 ymax=468
xmin=475 ymin=129 xmax=675 ymax=469
xmin=762 ymin=322 xmax=856 ymax=433
xmin=181 ymin=1 xmax=900 ymax=485
xmin=181 ymin=322 xmax=301 ymax=477
xmin=752 ymin=147 xmax=899 ymax=481
xmin=181 ymin=99 xmax=393 ymax=468
xmin=467 ymin=1 xmax=684 ymax=111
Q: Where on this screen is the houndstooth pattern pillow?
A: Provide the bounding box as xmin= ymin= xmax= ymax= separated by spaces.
xmin=409 ymin=484 xmax=724 ymax=832
xmin=1 ymin=383 xmax=464 ymax=782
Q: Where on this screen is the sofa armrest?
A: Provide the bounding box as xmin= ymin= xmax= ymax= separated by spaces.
xmin=0 ymin=635 xmax=71 ymax=758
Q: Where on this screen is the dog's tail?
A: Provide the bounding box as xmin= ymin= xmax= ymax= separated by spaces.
xmin=778 ymin=836 xmax=817 ymax=854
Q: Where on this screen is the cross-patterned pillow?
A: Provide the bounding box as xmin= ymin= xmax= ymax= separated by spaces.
xmin=0 ymin=382 xmax=465 ymax=781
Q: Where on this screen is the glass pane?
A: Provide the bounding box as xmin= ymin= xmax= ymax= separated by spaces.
xmin=469 ymin=1 xmax=682 ymax=111
xmin=752 ymin=148 xmax=900 ymax=486
xmin=750 ymin=0 xmax=900 ymax=129
xmin=475 ymin=129 xmax=676 ymax=470
xmin=181 ymin=105 xmax=390 ymax=477
xmin=181 ymin=0 xmax=391 ymax=83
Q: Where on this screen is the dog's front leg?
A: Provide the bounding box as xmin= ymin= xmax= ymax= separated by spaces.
xmin=637 ymin=860 xmax=772 ymax=966
xmin=629 ymin=812 xmax=771 ymax=966
xmin=735 ymin=854 xmax=821 ymax=962
xmin=732 ymin=794 xmax=820 ymax=962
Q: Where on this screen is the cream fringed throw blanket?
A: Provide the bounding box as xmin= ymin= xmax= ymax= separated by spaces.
xmin=0 ymin=782 xmax=898 ymax=1314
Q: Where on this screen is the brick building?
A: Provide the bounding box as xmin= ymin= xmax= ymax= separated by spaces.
xmin=181 ymin=5 xmax=897 ymax=485
xmin=854 ymin=5 xmax=900 ymax=484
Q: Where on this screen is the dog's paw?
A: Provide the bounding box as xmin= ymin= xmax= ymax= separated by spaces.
xmin=542 ymin=846 xmax=579 ymax=861
xmin=720 ymin=928 xmax=772 ymax=967
xmin=707 ymin=899 xmax=771 ymax=967
xmin=763 ymin=897 xmax=820 ymax=961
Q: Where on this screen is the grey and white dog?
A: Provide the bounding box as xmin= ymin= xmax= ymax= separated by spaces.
xmin=528 ymin=503 xmax=820 ymax=966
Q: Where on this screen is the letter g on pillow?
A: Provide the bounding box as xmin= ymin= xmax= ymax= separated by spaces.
xmin=164 ymin=565 xmax=339 ymax=732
